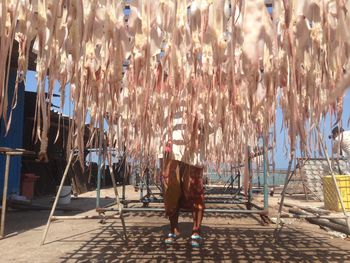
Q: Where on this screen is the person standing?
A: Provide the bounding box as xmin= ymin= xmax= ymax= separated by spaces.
xmin=330 ymin=126 xmax=350 ymax=174
xmin=160 ymin=103 xmax=209 ymax=248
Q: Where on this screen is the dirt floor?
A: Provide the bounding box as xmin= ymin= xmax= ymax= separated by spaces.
xmin=1 ymin=186 xmax=350 ymax=262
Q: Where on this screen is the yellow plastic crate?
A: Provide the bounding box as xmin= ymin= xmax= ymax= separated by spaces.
xmin=323 ymin=175 xmax=350 ymax=212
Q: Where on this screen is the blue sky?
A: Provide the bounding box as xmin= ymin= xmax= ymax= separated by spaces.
xmin=274 ymin=91 xmax=350 ymax=168
xmin=25 ymin=71 xmax=350 ymax=169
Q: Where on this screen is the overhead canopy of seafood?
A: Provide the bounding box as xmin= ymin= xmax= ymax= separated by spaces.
xmin=1 ymin=0 xmax=349 ymax=168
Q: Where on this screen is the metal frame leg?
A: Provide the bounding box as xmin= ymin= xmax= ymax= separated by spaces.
xmin=96 ymin=118 xmax=104 ymax=209
xmin=41 ymin=152 xmax=73 ymax=245
xmin=247 ymin=147 xmax=253 ymax=209
xmin=107 ymin=164 xmax=128 ymax=243
xmin=1 ymin=154 xmax=11 ymax=239
xmin=276 ymin=151 xmax=295 ymax=230
xmin=122 ymin=156 xmax=126 ymax=206
xmin=263 ymin=137 xmax=268 ymax=211
xmin=96 ymin=148 xmax=103 ymax=209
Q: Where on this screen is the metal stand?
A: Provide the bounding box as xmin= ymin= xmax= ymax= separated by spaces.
xmin=1 ymin=154 xmax=11 ymax=239
xmin=0 ymin=148 xmax=35 ymax=239
xmin=120 ymin=143 xmax=271 ymax=219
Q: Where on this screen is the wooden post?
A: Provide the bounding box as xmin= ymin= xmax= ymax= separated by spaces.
xmin=0 ymin=154 xmax=11 ymax=239
xmin=41 ymin=152 xmax=73 ymax=245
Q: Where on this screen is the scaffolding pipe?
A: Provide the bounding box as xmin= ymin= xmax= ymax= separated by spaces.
xmin=263 ymin=137 xmax=268 ymax=210
xmin=96 ymin=119 xmax=104 ymax=209
xmin=122 ymin=207 xmax=267 ymax=214
xmin=51 ymin=215 xmax=121 ymax=221
xmin=248 ymin=146 xmax=253 ymax=205
xmin=0 ymin=154 xmax=11 ymax=239
xmin=276 ymin=151 xmax=295 ymax=229
xmin=41 ymin=152 xmax=74 ymax=245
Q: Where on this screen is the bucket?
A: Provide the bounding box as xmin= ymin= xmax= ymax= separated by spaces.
xmin=323 ymin=175 xmax=350 ymax=212
xmin=21 ymin=173 xmax=40 ymax=200
xmin=57 ymin=186 xmax=72 ymax=205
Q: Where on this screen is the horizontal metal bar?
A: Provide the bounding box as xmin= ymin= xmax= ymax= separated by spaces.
xmin=140 ymin=198 xmax=163 ymax=203
xmin=97 ymin=208 xmax=119 ymax=212
xmin=205 ymin=196 xmax=245 ymax=200
xmin=96 ymin=207 xmax=121 ymax=213
xmin=139 ymin=196 xmax=248 ymax=203
xmin=205 ymin=200 xmax=246 ymax=204
xmin=134 ymin=200 xmax=247 ymax=205
xmin=140 ymin=199 xmax=246 ymax=205
xmin=206 ymin=209 xmax=266 ymax=214
xmin=0 ymin=152 xmax=25 ymax=156
xmin=131 ymin=197 xmax=247 ymax=202
xmin=122 ymin=207 xmax=162 ymax=212
xmin=51 ymin=214 xmax=120 ymax=221
xmin=122 ymin=207 xmax=267 ymax=214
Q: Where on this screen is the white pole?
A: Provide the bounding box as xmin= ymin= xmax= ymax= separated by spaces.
xmin=0 ymin=154 xmax=11 ymax=239
xmin=41 ymin=151 xmax=73 ymax=245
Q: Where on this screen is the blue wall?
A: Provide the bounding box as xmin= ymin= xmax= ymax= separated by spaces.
xmin=0 ymin=70 xmax=25 ymax=197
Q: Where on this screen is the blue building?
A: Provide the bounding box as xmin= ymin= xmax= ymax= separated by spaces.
xmin=0 ymin=69 xmax=25 ymax=197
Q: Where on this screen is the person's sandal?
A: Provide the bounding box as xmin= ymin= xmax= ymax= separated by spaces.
xmin=165 ymin=233 xmax=177 ymax=245
xmin=191 ymin=234 xmax=202 ymax=248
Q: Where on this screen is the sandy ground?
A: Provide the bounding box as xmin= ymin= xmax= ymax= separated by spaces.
xmin=0 ymin=186 xmax=350 ymax=263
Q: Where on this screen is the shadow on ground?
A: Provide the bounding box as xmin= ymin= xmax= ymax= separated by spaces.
xmin=121 ymin=205 xmax=267 ymax=227
xmin=57 ymin=221 xmax=350 ymax=262
xmin=3 ymin=197 xmax=114 ymax=235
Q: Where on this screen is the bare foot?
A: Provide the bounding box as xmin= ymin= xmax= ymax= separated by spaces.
xmin=174 ymin=228 xmax=180 ymax=236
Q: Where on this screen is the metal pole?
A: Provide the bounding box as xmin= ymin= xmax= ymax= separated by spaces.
xmin=96 ymin=119 xmax=104 ymax=209
xmin=146 ymin=168 xmax=150 ymax=197
xmin=122 ymin=173 xmax=126 ymax=204
xmin=107 ymin=162 xmax=121 ymax=212
xmin=96 ymin=151 xmax=102 ymax=208
xmin=41 ymin=152 xmax=73 ymax=245
xmin=140 ymin=170 xmax=144 ymax=201
xmin=276 ymin=150 xmax=295 ymax=229
xmin=122 ymin=207 xmax=268 ymax=214
xmin=263 ymin=137 xmax=268 ymax=211
xmin=107 ymin=154 xmax=128 ymax=240
xmin=238 ymin=169 xmax=241 ymax=194
xmin=122 ymin=153 xmax=126 ymax=203
xmin=0 ymin=154 xmax=11 ymax=239
xmin=247 ymin=146 xmax=253 ymax=206
xmin=51 ymin=215 xmax=121 ymax=220
xmin=106 ymin=150 xmax=128 ymax=243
